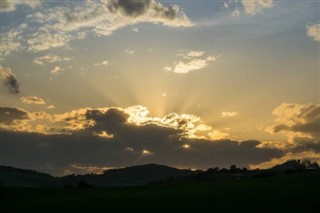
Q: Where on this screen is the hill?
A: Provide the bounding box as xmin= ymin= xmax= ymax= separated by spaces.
xmin=62 ymin=164 xmax=195 ymax=187
xmin=0 ymin=166 xmax=58 ymax=187
xmin=1 ymin=160 xmax=319 ymax=187
xmin=0 ymin=164 xmax=195 ymax=187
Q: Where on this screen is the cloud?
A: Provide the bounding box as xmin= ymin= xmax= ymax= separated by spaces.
xmin=0 ymin=107 xmax=47 ymax=134
xmin=107 ymin=0 xmax=193 ymax=27
xmin=0 ymin=67 xmax=20 ymax=94
xmin=133 ymin=27 xmax=139 ymax=32
xmin=125 ymin=49 xmax=135 ymax=55
xmin=241 ymin=0 xmax=274 ymax=15
xmin=27 ymin=30 xmax=72 ymax=52
xmin=33 ymin=53 xmax=73 ymax=65
xmin=51 ymin=66 xmax=64 ymax=75
xmin=0 ymin=0 xmax=192 ymax=55
xmin=1 ymin=105 xmax=284 ymax=175
xmin=163 ymin=66 xmax=172 ymax=72
xmin=267 ymin=103 xmax=320 ymax=142
xmin=76 ymin=31 xmax=87 ymax=40
xmin=107 ymin=0 xmax=152 ymax=17
xmin=0 ymin=23 xmax=27 ymax=61
xmin=21 ymin=96 xmax=46 ymax=105
xmin=0 ymin=104 xmax=253 ymax=142
xmin=142 ymin=149 xmax=153 ymax=155
xmin=1 ymin=128 xmax=284 ymax=176
xmin=170 ymin=50 xmax=216 ymax=74
xmin=221 ymin=111 xmax=239 ymax=118
xmin=0 ymin=107 xmax=29 ymax=124
xmin=64 ymin=164 xmax=115 ymax=175
xmin=4 ymin=104 xmax=320 ymax=175
xmin=93 ymin=60 xmax=109 ymax=66
xmin=186 ymin=51 xmax=205 ymax=57
xmin=208 ymin=130 xmax=229 ymax=140
xmin=251 ymin=150 xmax=320 ymax=169
xmin=174 ymin=59 xmax=209 ymax=74
xmin=306 ymin=23 xmax=320 ymax=42
xmin=46 ymin=105 xmax=56 ymax=109
xmin=0 ymin=0 xmax=41 ymax=13
xmin=231 ymin=8 xmax=240 ymax=17
xmin=0 ymin=0 xmax=193 ymax=59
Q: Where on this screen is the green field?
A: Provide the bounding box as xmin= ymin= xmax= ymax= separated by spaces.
xmin=1 ymin=171 xmax=320 ymax=213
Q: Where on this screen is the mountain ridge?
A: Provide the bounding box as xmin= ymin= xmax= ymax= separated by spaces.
xmin=1 ymin=159 xmax=318 ymax=187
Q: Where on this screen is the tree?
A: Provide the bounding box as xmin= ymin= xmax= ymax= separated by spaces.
xmin=230 ymin=165 xmax=237 ymax=171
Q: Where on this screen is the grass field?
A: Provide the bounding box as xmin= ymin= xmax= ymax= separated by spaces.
xmin=1 ymin=171 xmax=320 ymax=213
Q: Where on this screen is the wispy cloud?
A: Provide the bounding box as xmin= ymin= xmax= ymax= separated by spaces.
xmin=166 ymin=50 xmax=216 ymax=74
xmin=163 ymin=66 xmax=172 ymax=72
xmin=221 ymin=111 xmax=239 ymax=118
xmin=133 ymin=27 xmax=139 ymax=32
xmin=174 ymin=59 xmax=210 ymax=74
xmin=0 ymin=0 xmax=193 ymax=57
xmin=94 ymin=60 xmax=109 ymax=67
xmin=51 ymin=66 xmax=64 ymax=75
xmin=197 ymin=1 xmax=317 ymax=40
xmin=27 ymin=30 xmax=72 ymax=52
xmin=231 ymin=8 xmax=240 ymax=17
xmin=0 ymin=0 xmax=41 ymax=13
xmin=241 ymin=0 xmax=274 ymax=15
xmin=46 ymin=105 xmax=56 ymax=109
xmin=21 ymin=96 xmax=46 ymax=105
xmin=185 ymin=51 xmax=205 ymax=57
xmin=125 ymin=49 xmax=135 ymax=55
xmin=0 ymin=23 xmax=27 ymax=61
xmin=33 ymin=53 xmax=73 ymax=65
xmin=306 ymin=23 xmax=320 ymax=42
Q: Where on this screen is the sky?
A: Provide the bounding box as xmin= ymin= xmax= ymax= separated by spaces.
xmin=0 ymin=0 xmax=319 ymax=176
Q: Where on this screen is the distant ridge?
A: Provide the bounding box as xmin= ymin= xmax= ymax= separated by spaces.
xmin=0 ymin=164 xmax=195 ymax=187
xmin=1 ymin=160 xmax=318 ymax=188
xmin=0 ymin=165 xmax=57 ymax=187
xmin=63 ymin=163 xmax=195 ymax=187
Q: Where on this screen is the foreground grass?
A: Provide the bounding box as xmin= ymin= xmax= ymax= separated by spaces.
xmin=1 ymin=171 xmax=320 ymax=213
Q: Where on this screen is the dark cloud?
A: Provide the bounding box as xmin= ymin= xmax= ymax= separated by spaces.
xmin=271 ymin=103 xmax=320 ymax=140
xmin=85 ymin=108 xmax=129 ymax=134
xmin=291 ymin=120 xmax=320 ymax=139
xmin=1 ymin=130 xmax=284 ymax=176
xmin=153 ymin=4 xmax=179 ymax=20
xmin=0 ymin=67 xmax=20 ymax=94
xmin=2 ymin=105 xmax=318 ymax=175
xmin=0 ymin=107 xmax=29 ymax=124
xmin=107 ymin=0 xmax=188 ymax=21
xmin=1 ymin=106 xmax=284 ymax=175
xmin=290 ymin=136 xmax=320 ymax=153
xmin=108 ymin=0 xmax=151 ymax=17
xmin=83 ymin=108 xmax=183 ymax=143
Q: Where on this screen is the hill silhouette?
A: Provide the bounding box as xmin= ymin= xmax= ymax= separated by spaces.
xmin=0 ymin=166 xmax=58 ymax=187
xmin=1 ymin=165 xmax=320 ymax=213
xmin=0 ymin=164 xmax=195 ymax=187
xmin=1 ymin=160 xmax=319 ymax=187
xmin=62 ymin=164 xmax=195 ymax=187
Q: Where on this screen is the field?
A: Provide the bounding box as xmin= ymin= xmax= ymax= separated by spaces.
xmin=1 ymin=171 xmax=320 ymax=213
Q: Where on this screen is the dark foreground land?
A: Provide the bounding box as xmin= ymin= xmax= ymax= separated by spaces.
xmin=1 ymin=171 xmax=320 ymax=213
